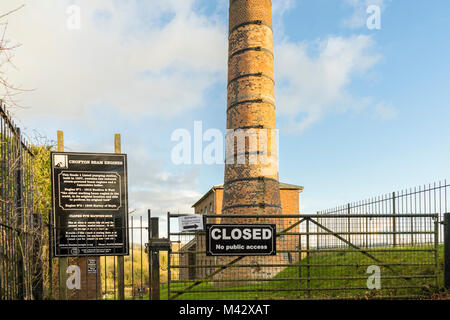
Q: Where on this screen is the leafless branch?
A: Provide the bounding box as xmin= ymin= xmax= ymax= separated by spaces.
xmin=0 ymin=5 xmax=32 ymax=107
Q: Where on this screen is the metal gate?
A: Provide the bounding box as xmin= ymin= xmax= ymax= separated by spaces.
xmin=167 ymin=212 xmax=440 ymax=300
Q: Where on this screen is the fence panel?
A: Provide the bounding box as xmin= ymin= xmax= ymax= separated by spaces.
xmin=167 ymin=213 xmax=439 ymax=300
xmin=0 ymin=102 xmax=40 ymax=300
xmin=317 ymin=182 xmax=449 ymax=243
xmin=97 ymin=214 xmax=152 ymax=300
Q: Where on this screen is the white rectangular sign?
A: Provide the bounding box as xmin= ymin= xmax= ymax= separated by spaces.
xmin=179 ymin=215 xmax=204 ymax=232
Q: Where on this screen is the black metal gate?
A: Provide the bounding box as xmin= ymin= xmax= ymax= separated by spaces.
xmin=167 ymin=212 xmax=440 ymax=300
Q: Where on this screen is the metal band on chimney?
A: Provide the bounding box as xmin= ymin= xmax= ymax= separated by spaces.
xmin=227 ymin=98 xmax=276 ymax=111
xmin=228 ymin=46 xmax=274 ymax=61
xmin=229 ymin=20 xmax=273 ymax=36
xmin=227 ymin=72 xmax=275 ymax=88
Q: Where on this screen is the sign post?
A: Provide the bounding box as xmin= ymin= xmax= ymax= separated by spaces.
xmin=56 ymin=131 xmax=67 ymax=300
xmin=206 ymin=224 xmax=276 ymax=256
xmin=115 ymin=134 xmax=125 ymax=301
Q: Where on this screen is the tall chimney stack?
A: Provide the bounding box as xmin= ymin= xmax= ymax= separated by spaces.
xmin=222 ymin=0 xmax=282 ymax=216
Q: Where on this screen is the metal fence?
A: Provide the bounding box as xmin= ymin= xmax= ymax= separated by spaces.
xmin=100 ymin=213 xmax=152 ymax=300
xmin=167 ymin=212 xmax=440 ymax=300
xmin=316 ymin=181 xmax=449 ymax=244
xmin=49 ymin=212 xmax=154 ymax=300
xmin=0 ymin=102 xmax=43 ymax=300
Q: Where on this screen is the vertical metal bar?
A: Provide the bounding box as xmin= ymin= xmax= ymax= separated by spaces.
xmin=147 ymin=209 xmax=151 ymax=301
xmin=131 ymin=216 xmax=134 ymax=300
xmin=444 ymin=212 xmax=450 ymax=289
xmin=410 ymin=188 xmax=414 ymax=245
xmin=15 ymin=127 xmax=25 ymax=300
xmin=140 ymin=215 xmax=143 ymax=298
xmin=48 ymin=209 xmax=53 ymax=299
xmin=150 ymin=217 xmax=160 ymax=300
xmin=167 ymin=212 xmax=171 ymax=300
xmin=434 ymin=214 xmax=439 ymax=288
xmin=103 ymin=213 xmax=107 ymax=299
xmin=298 ymin=228 xmax=302 ymax=289
xmin=392 ymin=192 xmax=397 ymax=247
xmin=306 ymin=218 xmax=310 ymax=298
xmin=347 ymin=203 xmax=351 ymax=243
xmin=0 ymin=112 xmax=4 ymax=300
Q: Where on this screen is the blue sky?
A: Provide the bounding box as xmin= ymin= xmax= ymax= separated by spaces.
xmin=1 ymin=0 xmax=450 ymax=221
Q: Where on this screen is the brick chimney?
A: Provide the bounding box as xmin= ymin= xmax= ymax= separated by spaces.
xmin=222 ymin=0 xmax=282 ymax=216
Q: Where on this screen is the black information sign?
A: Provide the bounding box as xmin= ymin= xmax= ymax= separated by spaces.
xmin=51 ymin=152 xmax=129 ymax=257
xmin=206 ymin=224 xmax=276 ymax=256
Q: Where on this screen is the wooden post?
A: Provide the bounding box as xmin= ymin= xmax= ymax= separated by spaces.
xmin=57 ymin=131 xmax=67 ymax=300
xmin=115 ymin=134 xmax=125 ymax=300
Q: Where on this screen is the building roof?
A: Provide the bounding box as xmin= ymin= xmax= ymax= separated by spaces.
xmin=191 ymin=182 xmax=303 ymax=208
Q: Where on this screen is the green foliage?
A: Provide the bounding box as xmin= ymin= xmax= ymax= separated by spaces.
xmin=30 ymin=143 xmax=54 ymax=223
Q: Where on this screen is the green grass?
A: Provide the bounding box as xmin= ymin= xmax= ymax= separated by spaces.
xmin=143 ymin=245 xmax=445 ymax=300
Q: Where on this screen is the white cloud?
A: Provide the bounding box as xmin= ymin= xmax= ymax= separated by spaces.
xmin=276 ymin=35 xmax=382 ymax=133
xmin=374 ymin=102 xmax=397 ymax=120
xmin=125 ymin=144 xmax=202 ymax=215
xmin=0 ymin=0 xmax=227 ymax=120
xmin=342 ymin=0 xmax=386 ymax=29
xmin=272 ymin=0 xmax=296 ymax=17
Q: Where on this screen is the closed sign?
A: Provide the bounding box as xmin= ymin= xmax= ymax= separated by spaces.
xmin=206 ymin=224 xmax=276 ymax=256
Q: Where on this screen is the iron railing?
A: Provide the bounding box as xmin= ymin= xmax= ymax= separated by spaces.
xmin=316 ymin=181 xmax=449 ymax=244
xmin=0 ymin=102 xmax=41 ymax=300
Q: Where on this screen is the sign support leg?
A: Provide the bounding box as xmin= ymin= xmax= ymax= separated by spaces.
xmin=115 ymin=134 xmax=125 ymax=300
xmin=57 ymin=131 xmax=67 ymax=300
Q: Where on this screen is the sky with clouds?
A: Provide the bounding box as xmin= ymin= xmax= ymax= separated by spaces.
xmin=1 ymin=0 xmax=450 ymax=234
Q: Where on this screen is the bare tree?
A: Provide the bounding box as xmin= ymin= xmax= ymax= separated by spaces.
xmin=0 ymin=5 xmax=28 ymax=107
